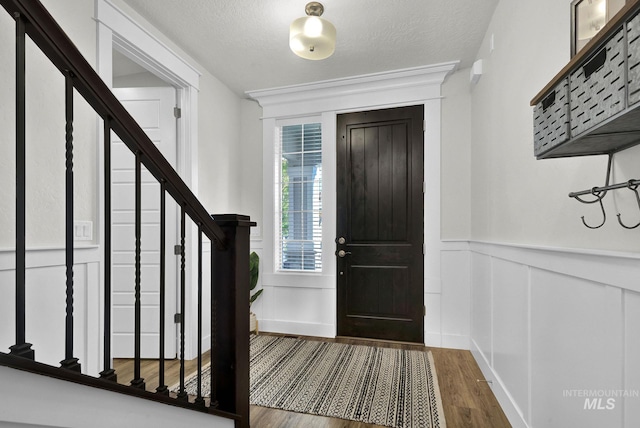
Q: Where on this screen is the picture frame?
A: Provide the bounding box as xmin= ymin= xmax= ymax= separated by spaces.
xmin=571 ymin=0 xmax=626 ymax=57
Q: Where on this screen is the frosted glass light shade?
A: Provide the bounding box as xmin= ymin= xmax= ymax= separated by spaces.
xmin=289 ymin=15 xmax=336 ymax=60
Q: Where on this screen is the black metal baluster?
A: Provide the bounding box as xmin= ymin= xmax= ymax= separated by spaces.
xmin=60 ymin=72 xmax=80 ymax=372
xmin=177 ymin=207 xmax=188 ymax=401
xmin=195 ymin=226 xmax=204 ymax=406
xmin=210 ymin=242 xmax=218 ymax=409
xmin=100 ymin=118 xmax=116 ymax=381
xmin=130 ymin=153 xmax=145 ymax=390
xmin=156 ymin=181 xmax=168 ymax=395
xmin=9 ymin=12 xmax=33 ymax=360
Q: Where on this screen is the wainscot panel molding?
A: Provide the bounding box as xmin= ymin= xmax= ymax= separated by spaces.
xmin=436 ymin=241 xmax=471 ymax=350
xmin=471 ymin=240 xmax=640 ymax=293
xmin=0 ymin=245 xmax=99 ymax=270
xmin=468 ymin=240 xmax=640 ymax=428
xmin=0 ymin=246 xmax=102 ymax=376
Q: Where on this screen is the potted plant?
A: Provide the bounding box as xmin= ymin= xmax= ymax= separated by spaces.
xmin=249 ymin=251 xmax=263 ymax=333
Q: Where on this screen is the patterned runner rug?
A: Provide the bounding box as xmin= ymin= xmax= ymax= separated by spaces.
xmin=181 ymin=335 xmax=446 ymax=428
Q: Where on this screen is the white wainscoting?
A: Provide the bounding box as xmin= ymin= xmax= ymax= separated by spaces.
xmin=252 ymin=239 xmax=473 ymax=345
xmin=0 ymin=246 xmax=102 ymax=376
xmin=249 ymin=238 xmax=640 ymax=428
xmin=248 ymin=239 xmax=336 ymax=338
xmin=426 ymin=240 xmax=471 ymax=349
xmin=468 ymin=241 xmax=640 ymax=428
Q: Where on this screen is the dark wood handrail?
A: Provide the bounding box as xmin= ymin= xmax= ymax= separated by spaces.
xmin=0 ymin=0 xmax=227 ymax=248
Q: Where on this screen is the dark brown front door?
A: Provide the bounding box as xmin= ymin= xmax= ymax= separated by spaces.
xmin=336 ymin=105 xmax=424 ymax=343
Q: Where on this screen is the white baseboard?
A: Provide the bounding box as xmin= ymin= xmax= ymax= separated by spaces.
xmin=470 ymin=339 xmax=529 ymax=428
xmin=259 ymin=320 xmax=335 ymax=338
xmin=425 ymin=333 xmax=442 ymax=348
xmin=425 ymin=333 xmax=470 ymax=350
xmin=441 ymin=334 xmax=470 ymax=350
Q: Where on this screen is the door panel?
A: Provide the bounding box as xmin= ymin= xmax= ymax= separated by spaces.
xmin=111 ymin=87 xmax=178 ymax=358
xmin=337 ymin=105 xmax=424 ymax=343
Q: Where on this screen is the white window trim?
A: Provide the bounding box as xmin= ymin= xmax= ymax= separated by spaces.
xmin=274 ymin=117 xmax=324 ymax=273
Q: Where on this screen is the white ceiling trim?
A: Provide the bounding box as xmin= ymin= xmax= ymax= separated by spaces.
xmin=247 ymin=61 xmax=459 ymax=118
xmin=96 ymin=0 xmax=201 ymax=89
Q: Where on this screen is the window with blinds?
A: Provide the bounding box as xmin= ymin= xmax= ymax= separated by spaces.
xmin=276 ymin=122 xmax=322 ymax=271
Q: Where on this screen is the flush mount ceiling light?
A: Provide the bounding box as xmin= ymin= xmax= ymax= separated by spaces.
xmin=289 ymin=2 xmax=336 ymax=60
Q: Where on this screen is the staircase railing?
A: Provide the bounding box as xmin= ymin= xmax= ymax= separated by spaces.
xmin=0 ymin=1 xmax=250 ymax=427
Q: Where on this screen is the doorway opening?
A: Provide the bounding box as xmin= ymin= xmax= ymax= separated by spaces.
xmin=110 ymin=49 xmax=180 ymax=358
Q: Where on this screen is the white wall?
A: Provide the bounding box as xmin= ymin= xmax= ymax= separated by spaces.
xmin=466 ymin=1 xmax=640 ymax=427
xmin=470 ymin=0 xmax=640 ymax=252
xmin=197 ymin=72 xmax=243 ymax=215
xmin=0 ymin=0 xmax=98 ymax=248
xmin=239 ymin=99 xmax=264 ymax=234
xmin=441 ymin=67 xmax=472 ymax=240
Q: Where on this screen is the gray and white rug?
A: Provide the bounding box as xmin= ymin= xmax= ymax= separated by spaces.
xmin=179 ymin=335 xmax=446 ymax=428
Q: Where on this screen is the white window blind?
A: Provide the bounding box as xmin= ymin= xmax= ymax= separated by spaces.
xmin=276 ymin=122 xmax=322 ymax=271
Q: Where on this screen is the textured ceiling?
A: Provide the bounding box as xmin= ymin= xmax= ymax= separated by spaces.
xmin=121 ymin=0 xmax=499 ymax=96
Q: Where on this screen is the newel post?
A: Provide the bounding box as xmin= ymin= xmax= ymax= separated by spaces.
xmin=210 ymin=214 xmax=254 ymax=428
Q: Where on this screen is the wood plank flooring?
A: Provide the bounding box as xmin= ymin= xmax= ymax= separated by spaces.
xmin=113 ymin=334 xmax=511 ymax=427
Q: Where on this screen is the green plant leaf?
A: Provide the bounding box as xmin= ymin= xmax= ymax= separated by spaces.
xmin=250 ymin=288 xmax=263 ymax=305
xmin=249 ymin=251 xmax=262 ymax=307
xmin=249 ymin=251 xmax=259 ymax=290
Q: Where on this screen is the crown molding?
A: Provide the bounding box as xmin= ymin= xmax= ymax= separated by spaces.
xmin=246 ymin=61 xmax=459 ymax=118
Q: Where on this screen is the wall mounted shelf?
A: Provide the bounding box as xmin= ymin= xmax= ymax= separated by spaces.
xmin=531 ymin=0 xmax=640 ymax=159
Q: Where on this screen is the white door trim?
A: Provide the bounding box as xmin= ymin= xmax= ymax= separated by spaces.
xmin=95 ymin=0 xmax=202 ymax=359
xmin=247 ymin=63 xmax=458 ymax=341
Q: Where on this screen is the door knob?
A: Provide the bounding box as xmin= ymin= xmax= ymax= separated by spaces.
xmin=337 ymin=250 xmax=351 ymax=257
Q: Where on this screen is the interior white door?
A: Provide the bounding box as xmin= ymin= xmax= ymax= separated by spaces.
xmin=111 ymin=87 xmax=178 ymax=359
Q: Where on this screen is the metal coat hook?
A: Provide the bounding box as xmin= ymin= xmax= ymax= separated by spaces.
xmin=616 ymin=180 xmax=640 ymax=229
xmin=581 ymin=190 xmax=607 ymax=229
xmin=568 ymin=154 xmax=640 ymax=230
xmin=569 ymin=154 xmax=612 ymax=228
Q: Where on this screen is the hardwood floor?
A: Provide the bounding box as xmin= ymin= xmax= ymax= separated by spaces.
xmin=113 ymin=334 xmax=511 ymax=427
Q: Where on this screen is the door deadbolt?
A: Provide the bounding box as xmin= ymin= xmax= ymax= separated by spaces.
xmin=337 ymin=236 xmax=346 ymax=244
